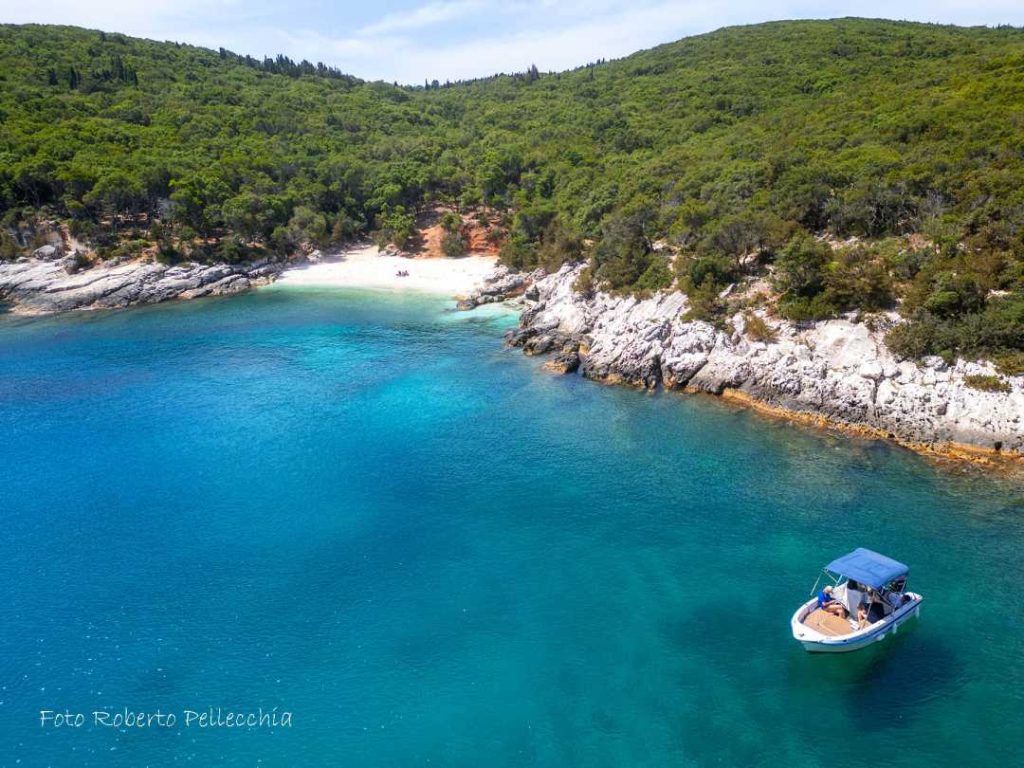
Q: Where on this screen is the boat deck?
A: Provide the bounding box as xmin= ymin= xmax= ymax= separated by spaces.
xmin=802 ymin=608 xmax=856 ymax=636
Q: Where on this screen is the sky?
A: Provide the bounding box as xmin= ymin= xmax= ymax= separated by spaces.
xmin=2 ymin=0 xmax=1023 ymax=84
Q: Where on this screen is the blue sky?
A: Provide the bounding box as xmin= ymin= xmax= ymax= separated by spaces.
xmin=3 ymin=0 xmax=1023 ymax=83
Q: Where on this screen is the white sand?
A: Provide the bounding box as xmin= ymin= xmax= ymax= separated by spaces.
xmin=274 ymin=245 xmax=498 ymax=296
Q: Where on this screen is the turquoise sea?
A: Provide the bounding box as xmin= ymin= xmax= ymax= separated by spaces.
xmin=1 ymin=287 xmax=1022 ymax=767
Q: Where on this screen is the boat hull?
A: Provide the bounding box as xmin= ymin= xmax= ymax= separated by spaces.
xmin=792 ymin=593 xmax=922 ymax=653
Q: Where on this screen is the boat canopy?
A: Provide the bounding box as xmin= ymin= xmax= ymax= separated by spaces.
xmin=825 ymin=548 xmax=908 ymax=589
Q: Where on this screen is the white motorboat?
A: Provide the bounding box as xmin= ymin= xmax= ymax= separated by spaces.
xmin=791 ymin=548 xmax=923 ymax=653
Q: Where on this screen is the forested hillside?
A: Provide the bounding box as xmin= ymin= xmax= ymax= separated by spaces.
xmin=2 ymin=19 xmax=1024 ymax=365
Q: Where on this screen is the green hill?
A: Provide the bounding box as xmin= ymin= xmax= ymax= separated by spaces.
xmin=2 ymin=19 xmax=1023 ymax=364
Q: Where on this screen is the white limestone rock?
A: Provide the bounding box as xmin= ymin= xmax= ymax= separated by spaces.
xmin=509 ymin=263 xmax=1024 ymax=454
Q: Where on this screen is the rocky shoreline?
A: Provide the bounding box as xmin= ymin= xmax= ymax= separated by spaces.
xmin=0 ymin=246 xmax=284 ymax=314
xmin=468 ymin=264 xmax=1024 ymax=465
xmin=6 ymin=249 xmax=1022 ymax=465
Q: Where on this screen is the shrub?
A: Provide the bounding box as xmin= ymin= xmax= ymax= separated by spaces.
xmin=633 ymin=255 xmax=673 ymax=293
xmin=773 ymin=232 xmax=832 ymax=301
xmin=441 ymin=230 xmax=468 ymax=257
xmin=826 ymin=246 xmax=895 ymax=312
xmin=536 ymin=217 xmax=584 ymax=271
xmin=920 ymin=272 xmax=985 ymax=318
xmin=573 ymin=265 xmax=595 ymax=296
xmin=331 ymin=211 xmax=364 ymax=243
xmin=592 ymin=208 xmax=659 ymax=292
xmin=777 ymin=293 xmax=837 ymax=322
xmin=271 ymin=224 xmax=298 ymax=255
xmin=885 ymin=319 xmax=937 ymax=359
xmin=218 ymin=236 xmax=247 ymax=263
xmin=683 ymin=278 xmax=724 ymax=322
xmin=0 ymin=231 xmax=21 ymax=261
xmin=499 ymin=235 xmax=535 ymax=270
xmin=676 ymin=253 xmax=735 ymax=292
xmin=743 ymin=312 xmax=777 ymax=342
xmin=885 ymin=298 xmax=1024 ymax=362
xmin=994 ymin=352 xmax=1024 ymax=377
xmin=439 ymin=211 xmax=462 ymax=233
xmin=374 ymin=206 xmax=416 ymax=250
xmin=964 ymin=374 xmax=1011 ymax=393
xmin=288 ymin=206 xmax=328 ymax=248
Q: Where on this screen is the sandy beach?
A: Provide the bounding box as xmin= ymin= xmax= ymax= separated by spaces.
xmin=274 ymin=245 xmax=498 ymax=296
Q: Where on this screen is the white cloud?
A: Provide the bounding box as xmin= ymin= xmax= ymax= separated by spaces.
xmin=0 ymin=0 xmax=232 ymax=39
xmin=281 ymin=0 xmax=783 ymax=82
xmin=358 ymin=0 xmax=487 ymax=36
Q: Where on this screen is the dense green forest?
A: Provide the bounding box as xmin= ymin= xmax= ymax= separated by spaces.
xmin=2 ymin=19 xmax=1024 ymax=367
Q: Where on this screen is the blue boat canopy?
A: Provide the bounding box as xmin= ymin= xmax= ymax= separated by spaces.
xmin=825 ymin=548 xmax=909 ymax=589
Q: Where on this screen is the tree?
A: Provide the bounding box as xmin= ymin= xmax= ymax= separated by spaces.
xmin=169 ymin=175 xmax=229 ymax=237
xmin=773 ymin=232 xmax=836 ymax=320
xmin=84 ymin=172 xmax=146 ymax=224
xmin=592 ymin=208 xmax=657 ymax=291
xmin=773 ymin=232 xmax=831 ymax=300
xmin=222 ymin=193 xmax=274 ymax=241
xmin=374 ymin=206 xmax=416 ymax=250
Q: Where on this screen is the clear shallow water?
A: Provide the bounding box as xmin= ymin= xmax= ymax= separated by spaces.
xmin=1 ymin=288 xmax=1022 ymax=767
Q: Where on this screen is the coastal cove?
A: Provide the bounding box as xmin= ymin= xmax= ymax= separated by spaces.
xmin=1 ymin=287 xmax=1022 ymax=766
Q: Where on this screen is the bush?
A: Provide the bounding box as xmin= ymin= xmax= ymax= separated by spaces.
xmin=288 ymin=206 xmax=329 ymax=248
xmin=374 ymin=206 xmax=416 ymax=250
xmin=331 ymin=211 xmax=364 ymax=243
xmin=592 ymin=208 xmax=657 ymax=292
xmin=994 ymin=352 xmax=1024 ymax=377
xmin=744 ymin=312 xmax=777 ymax=342
xmin=536 ymin=217 xmax=584 ymax=271
xmin=885 ymin=320 xmax=938 ymax=359
xmin=441 ymin=230 xmax=468 ymax=257
xmin=885 ymin=297 xmax=1024 ymax=362
xmin=498 ymin=235 xmax=535 ymax=270
xmin=271 ymin=224 xmax=298 ymax=255
xmin=777 ymin=293 xmax=838 ymax=322
xmin=826 ymin=246 xmax=895 ymax=312
xmin=682 ymin=278 xmax=724 ymax=322
xmin=0 ymin=231 xmax=21 ymax=261
xmin=773 ymin=232 xmax=832 ymax=301
xmin=439 ymin=211 xmax=462 ymax=233
xmin=573 ymin=265 xmax=595 ymax=296
xmin=920 ymin=272 xmax=985 ymax=318
xmin=218 ymin=236 xmax=247 ymax=263
xmin=964 ymin=374 xmax=1011 ymax=393
xmin=676 ymin=253 xmax=735 ymax=292
xmin=633 ymin=254 xmax=673 ymax=293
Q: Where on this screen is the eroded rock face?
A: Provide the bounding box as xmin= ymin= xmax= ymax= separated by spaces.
xmin=0 ymin=258 xmax=283 ymax=314
xmin=507 ymin=263 xmax=1024 ymax=455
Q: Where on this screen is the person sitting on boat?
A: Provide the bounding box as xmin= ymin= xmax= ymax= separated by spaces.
xmin=867 ymin=591 xmax=886 ymax=622
xmin=857 ymin=603 xmax=871 ymax=629
xmin=817 ymin=585 xmax=847 ymax=617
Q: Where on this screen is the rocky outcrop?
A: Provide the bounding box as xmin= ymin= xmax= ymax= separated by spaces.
xmin=0 ymin=255 xmax=283 ymax=314
xmin=455 ymin=266 xmax=541 ymax=310
xmin=505 ymin=264 xmax=1024 ymax=460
